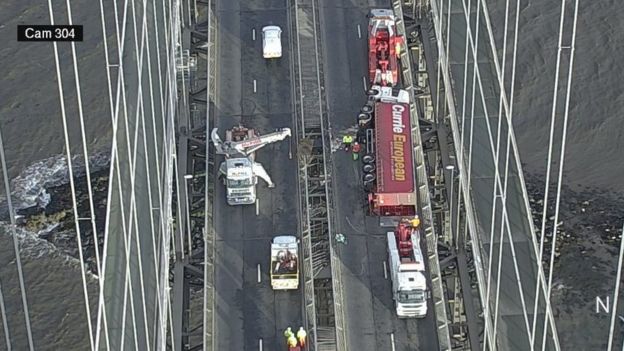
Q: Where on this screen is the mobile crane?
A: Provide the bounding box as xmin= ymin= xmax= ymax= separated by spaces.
xmin=211 ymin=125 xmax=291 ymax=205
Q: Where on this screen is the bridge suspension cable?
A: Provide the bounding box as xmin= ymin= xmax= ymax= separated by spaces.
xmin=538 ymin=0 xmax=580 ymax=349
xmin=607 ymin=223 xmax=624 ymax=351
xmin=0 ymin=122 xmax=29 ymax=351
xmin=434 ymin=0 xmax=567 ymax=348
xmin=47 ymin=1 xmax=96 ymax=350
xmin=94 ymin=1 xmax=181 ymax=349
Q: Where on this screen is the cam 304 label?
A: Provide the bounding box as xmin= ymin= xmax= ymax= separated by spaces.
xmin=17 ymin=25 xmax=83 ymax=42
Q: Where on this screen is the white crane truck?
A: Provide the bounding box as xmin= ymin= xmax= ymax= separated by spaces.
xmin=387 ymin=218 xmax=428 ymax=318
xmin=211 ymin=125 xmax=291 ymax=205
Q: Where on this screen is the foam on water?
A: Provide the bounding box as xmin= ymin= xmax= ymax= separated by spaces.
xmin=10 ymin=152 xmax=110 ymax=210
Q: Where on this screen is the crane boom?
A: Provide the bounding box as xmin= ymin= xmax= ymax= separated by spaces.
xmin=212 ymin=124 xmax=291 ymax=205
xmin=211 ymin=127 xmax=291 ymax=157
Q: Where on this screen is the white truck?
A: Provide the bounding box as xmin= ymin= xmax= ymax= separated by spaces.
xmin=387 ymin=218 xmax=428 ymax=318
xmin=270 ymin=235 xmax=299 ymax=290
xmin=358 ymin=84 xmax=409 ymax=127
xmin=262 ymin=25 xmax=282 ymax=59
xmin=211 ymin=125 xmax=291 ymax=205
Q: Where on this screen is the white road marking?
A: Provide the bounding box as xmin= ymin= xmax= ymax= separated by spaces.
xmin=256 ymin=198 xmax=260 ymax=216
xmin=362 ymin=76 xmax=367 ymax=92
xmin=259 ymin=338 xmax=263 ymax=351
xmin=253 ymin=79 xmax=257 ymax=93
xmin=357 ymin=24 xmax=362 ymax=39
xmin=390 ymin=333 xmax=396 ymax=351
xmin=383 ymin=261 xmax=388 ymax=279
xmin=257 ymin=264 xmax=261 ymax=283
xmin=252 ymin=28 xmax=256 ymax=41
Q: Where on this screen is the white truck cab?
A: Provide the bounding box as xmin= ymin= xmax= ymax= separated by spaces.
xmin=391 ymin=262 xmax=428 ymax=318
xmin=367 ymin=85 xmax=410 ymax=104
xmin=387 ymin=225 xmax=428 ymax=318
xmin=221 ymin=158 xmax=257 ymax=205
xmin=262 ymin=25 xmax=282 ymax=59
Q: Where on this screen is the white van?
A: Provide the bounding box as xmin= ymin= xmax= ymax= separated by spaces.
xmin=262 ymin=25 xmax=282 ymax=59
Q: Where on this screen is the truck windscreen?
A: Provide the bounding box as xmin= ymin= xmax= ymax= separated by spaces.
xmin=398 ymin=290 xmax=425 ymax=303
xmin=228 ymin=179 xmax=252 ymax=188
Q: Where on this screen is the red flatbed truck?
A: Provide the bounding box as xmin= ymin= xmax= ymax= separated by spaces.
xmin=368 ymin=9 xmax=403 ymax=87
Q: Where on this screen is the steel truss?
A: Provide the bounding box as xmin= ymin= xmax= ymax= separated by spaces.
xmin=393 ymin=1 xmax=482 ymax=350
xmin=170 ymin=0 xmax=217 ymax=350
xmin=290 ymin=0 xmax=347 ymax=349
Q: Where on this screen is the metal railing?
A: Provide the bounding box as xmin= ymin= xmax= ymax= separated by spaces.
xmin=290 ymin=0 xmax=346 ymax=349
xmin=393 ymin=1 xmax=452 ymax=350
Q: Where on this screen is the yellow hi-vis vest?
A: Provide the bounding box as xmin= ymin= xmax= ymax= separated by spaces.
xmin=288 ymin=335 xmax=298 ymax=347
xmin=284 ymin=328 xmax=293 ymax=338
xmin=297 ymin=328 xmax=307 ymax=339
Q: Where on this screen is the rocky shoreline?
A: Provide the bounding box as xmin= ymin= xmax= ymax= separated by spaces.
xmin=13 ymin=168 xmax=110 ymax=275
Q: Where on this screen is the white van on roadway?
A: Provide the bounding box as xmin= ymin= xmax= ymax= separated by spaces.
xmin=262 ymin=25 xmax=282 ymax=59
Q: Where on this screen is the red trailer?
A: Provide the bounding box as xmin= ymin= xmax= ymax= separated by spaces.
xmin=368 ymin=101 xmax=417 ymax=217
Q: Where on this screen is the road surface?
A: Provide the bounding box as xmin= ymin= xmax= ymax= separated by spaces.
xmin=213 ymin=0 xmax=303 ymax=350
xmin=320 ymin=0 xmax=440 ymax=349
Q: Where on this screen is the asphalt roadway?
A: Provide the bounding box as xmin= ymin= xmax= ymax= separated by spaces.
xmin=320 ymin=0 xmax=439 ymax=350
xmin=213 ymin=0 xmax=439 ymax=350
xmin=212 ymin=0 xmax=303 ymax=350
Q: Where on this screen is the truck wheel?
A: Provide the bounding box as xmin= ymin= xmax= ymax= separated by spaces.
xmin=363 ymin=173 xmax=376 ymax=183
xmin=363 ymin=164 xmax=376 ymax=173
xmin=358 ymin=113 xmax=372 ymax=125
xmin=367 ymin=88 xmax=380 ymax=96
xmin=361 ymin=104 xmax=373 ymax=113
xmin=362 ymin=154 xmax=375 ymax=164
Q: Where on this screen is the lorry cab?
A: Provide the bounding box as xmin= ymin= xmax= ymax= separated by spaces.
xmin=367 ymin=84 xmax=410 ymax=103
xmin=270 ymin=235 xmax=299 ymax=290
xmin=262 ymin=25 xmax=282 ymax=59
xmin=222 ymin=158 xmax=256 ymax=205
xmin=387 ymin=225 xmax=428 ymax=318
xmin=392 ymin=266 xmax=427 ymax=318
